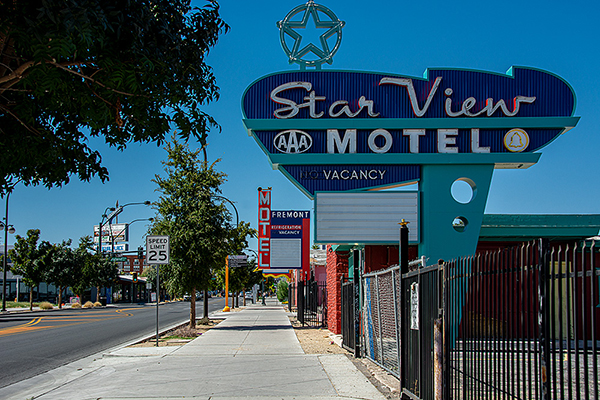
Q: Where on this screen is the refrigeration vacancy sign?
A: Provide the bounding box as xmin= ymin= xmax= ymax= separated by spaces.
xmin=146 ymin=235 xmax=170 ymax=264
xmin=270 ymin=210 xmax=310 ymax=270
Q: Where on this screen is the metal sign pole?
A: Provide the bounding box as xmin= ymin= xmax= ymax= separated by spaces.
xmin=155 ymin=264 xmax=159 ymax=347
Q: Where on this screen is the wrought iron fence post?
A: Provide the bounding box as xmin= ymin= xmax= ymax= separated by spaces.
xmin=353 ymin=249 xmax=361 ymax=358
xmin=435 ymin=259 xmax=445 ymax=400
xmin=399 ymin=220 xmax=409 ymax=389
xmin=537 ymin=238 xmax=551 ymax=400
xmin=298 ymin=280 xmax=305 ymax=326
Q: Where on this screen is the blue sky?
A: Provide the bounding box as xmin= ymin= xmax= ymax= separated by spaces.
xmin=6 ymin=0 xmax=600 ymax=253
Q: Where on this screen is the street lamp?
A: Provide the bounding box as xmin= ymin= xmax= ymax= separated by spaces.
xmin=212 ymin=195 xmax=238 ymax=227
xmin=98 ymin=201 xmax=151 ymax=255
xmin=97 ymin=206 xmax=116 ymax=255
xmin=1 ymin=221 xmax=15 ymax=313
xmin=109 ymin=218 xmax=154 ymax=256
xmin=1 ymin=188 xmax=17 ymax=312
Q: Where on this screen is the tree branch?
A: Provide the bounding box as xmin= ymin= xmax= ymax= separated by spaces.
xmin=49 ymin=61 xmax=140 ymax=97
xmin=0 ymin=104 xmax=41 ymax=137
xmin=0 ymin=60 xmax=144 ymax=98
xmin=0 ymin=60 xmax=35 ymax=86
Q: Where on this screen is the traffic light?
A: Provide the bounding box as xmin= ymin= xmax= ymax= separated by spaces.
xmin=138 ymin=246 xmax=144 ymax=259
xmin=132 ymin=272 xmax=138 ymax=283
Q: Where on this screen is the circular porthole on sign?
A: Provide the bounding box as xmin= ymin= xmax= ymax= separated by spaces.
xmin=451 ymin=178 xmax=476 ymax=204
xmin=452 ymin=216 xmax=468 ymax=233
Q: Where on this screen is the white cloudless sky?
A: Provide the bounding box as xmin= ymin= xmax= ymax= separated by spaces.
xmin=6 ymin=0 xmax=600 ymax=253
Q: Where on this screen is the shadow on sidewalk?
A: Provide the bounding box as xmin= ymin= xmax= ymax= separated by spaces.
xmin=213 ymin=324 xmax=292 ymax=331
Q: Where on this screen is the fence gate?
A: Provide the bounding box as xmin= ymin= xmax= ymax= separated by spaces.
xmin=401 ymin=263 xmax=441 ymax=400
xmin=341 ymin=277 xmax=355 ymax=351
xmin=292 ymin=279 xmax=327 ymax=328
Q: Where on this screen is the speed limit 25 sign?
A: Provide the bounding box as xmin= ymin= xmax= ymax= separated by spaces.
xmin=146 ymin=235 xmax=170 ymax=264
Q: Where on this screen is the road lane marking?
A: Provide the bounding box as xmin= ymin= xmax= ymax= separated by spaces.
xmin=0 ymin=308 xmax=138 ymax=338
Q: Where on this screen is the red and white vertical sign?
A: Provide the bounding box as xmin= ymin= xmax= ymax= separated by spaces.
xmin=258 ymin=188 xmax=271 ymax=269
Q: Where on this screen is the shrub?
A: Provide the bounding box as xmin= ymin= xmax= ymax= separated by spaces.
xmin=71 ymin=302 xmax=82 ymax=309
xmin=170 ymin=326 xmax=200 ymax=339
xmin=93 ymin=301 xmax=103 ymax=308
xmin=82 ymin=301 xmax=94 ymax=308
xmin=277 ymin=280 xmax=288 ymax=302
xmin=39 ymin=301 xmax=53 ymax=310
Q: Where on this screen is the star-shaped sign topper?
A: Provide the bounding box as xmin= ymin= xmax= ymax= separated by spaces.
xmin=277 ymin=1 xmax=345 ymax=69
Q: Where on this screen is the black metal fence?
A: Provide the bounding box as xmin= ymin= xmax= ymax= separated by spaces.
xmin=341 ymin=277 xmax=355 ymax=351
xmin=444 ymin=239 xmax=600 ymax=400
xmin=402 ymin=263 xmax=442 ymax=400
xmin=290 ymin=279 xmax=327 ymax=327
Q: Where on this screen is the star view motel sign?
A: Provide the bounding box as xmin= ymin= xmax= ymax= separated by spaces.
xmin=243 ymin=1 xmax=579 ymax=262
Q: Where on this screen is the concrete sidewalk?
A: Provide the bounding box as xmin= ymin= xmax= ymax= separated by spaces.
xmin=0 ymin=299 xmax=386 ymax=400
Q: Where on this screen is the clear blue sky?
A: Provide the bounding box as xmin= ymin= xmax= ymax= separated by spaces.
xmin=6 ymin=0 xmax=600 ymax=253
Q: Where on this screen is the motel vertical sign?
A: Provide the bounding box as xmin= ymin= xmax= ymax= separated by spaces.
xmin=258 ymin=188 xmax=271 ymax=268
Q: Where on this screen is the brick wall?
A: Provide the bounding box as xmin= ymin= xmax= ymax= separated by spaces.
xmin=326 ymin=245 xmax=349 ymax=334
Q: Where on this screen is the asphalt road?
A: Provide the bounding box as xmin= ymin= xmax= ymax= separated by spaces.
xmin=0 ymin=298 xmax=226 ymax=388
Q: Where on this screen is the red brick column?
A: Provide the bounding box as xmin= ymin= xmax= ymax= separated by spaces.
xmin=326 ymin=245 xmax=349 ymax=334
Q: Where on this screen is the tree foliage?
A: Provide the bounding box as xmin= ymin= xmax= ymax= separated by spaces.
xmin=276 ymin=279 xmax=288 ymax=302
xmin=0 ymin=0 xmax=229 ymax=194
xmin=150 ymin=139 xmax=256 ymax=326
xmin=70 ymin=235 xmax=108 ymax=302
xmin=45 ymin=239 xmax=78 ymax=307
xmin=9 ymin=229 xmax=48 ymax=310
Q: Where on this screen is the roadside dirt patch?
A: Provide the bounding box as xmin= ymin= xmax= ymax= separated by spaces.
xmin=128 ymin=319 xmax=221 ymax=347
xmin=289 ymin=315 xmax=349 ymax=354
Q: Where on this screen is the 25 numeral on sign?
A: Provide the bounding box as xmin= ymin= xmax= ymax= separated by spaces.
xmin=146 ymin=235 xmax=170 ymax=265
xmin=147 ymin=249 xmax=168 ymax=262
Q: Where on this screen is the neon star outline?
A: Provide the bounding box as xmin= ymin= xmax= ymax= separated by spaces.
xmin=277 ymin=1 xmax=345 ymax=68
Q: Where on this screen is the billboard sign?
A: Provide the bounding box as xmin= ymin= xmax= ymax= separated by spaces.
xmin=101 ymin=243 xmax=128 ymax=252
xmin=94 ymin=224 xmax=128 ymax=243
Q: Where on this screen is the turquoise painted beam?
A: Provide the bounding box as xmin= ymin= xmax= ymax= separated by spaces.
xmin=268 ymin=152 xmax=540 ymax=167
xmin=243 ymin=116 xmax=579 ymax=130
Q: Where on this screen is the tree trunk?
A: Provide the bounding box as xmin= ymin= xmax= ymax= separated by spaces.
xmin=29 ymin=286 xmax=33 ymax=311
xmin=189 ymin=288 xmax=196 ymax=328
xmin=203 ymin=289 xmax=209 ymax=319
xmin=58 ymin=286 xmax=63 ymax=309
xmin=96 ymin=286 xmax=100 ymax=303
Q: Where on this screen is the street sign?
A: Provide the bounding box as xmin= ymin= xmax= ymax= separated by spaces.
xmin=228 ymin=255 xmax=247 ymax=268
xmin=110 ymin=257 xmax=127 ymax=262
xmin=146 ymin=235 xmax=170 ymax=264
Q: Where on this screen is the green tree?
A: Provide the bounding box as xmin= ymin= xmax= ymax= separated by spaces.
xmin=8 ymin=229 xmax=49 ymax=310
xmin=0 ymin=0 xmax=228 ymax=194
xmin=45 ymin=240 xmax=78 ymax=308
xmin=276 ymin=279 xmax=288 ymax=303
xmin=150 ymin=139 xmax=254 ymax=327
xmin=71 ymin=236 xmax=100 ymax=303
xmin=88 ymin=256 xmax=118 ymax=303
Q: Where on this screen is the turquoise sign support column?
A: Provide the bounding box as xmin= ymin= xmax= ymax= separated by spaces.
xmin=419 ymin=163 xmax=494 ymax=263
